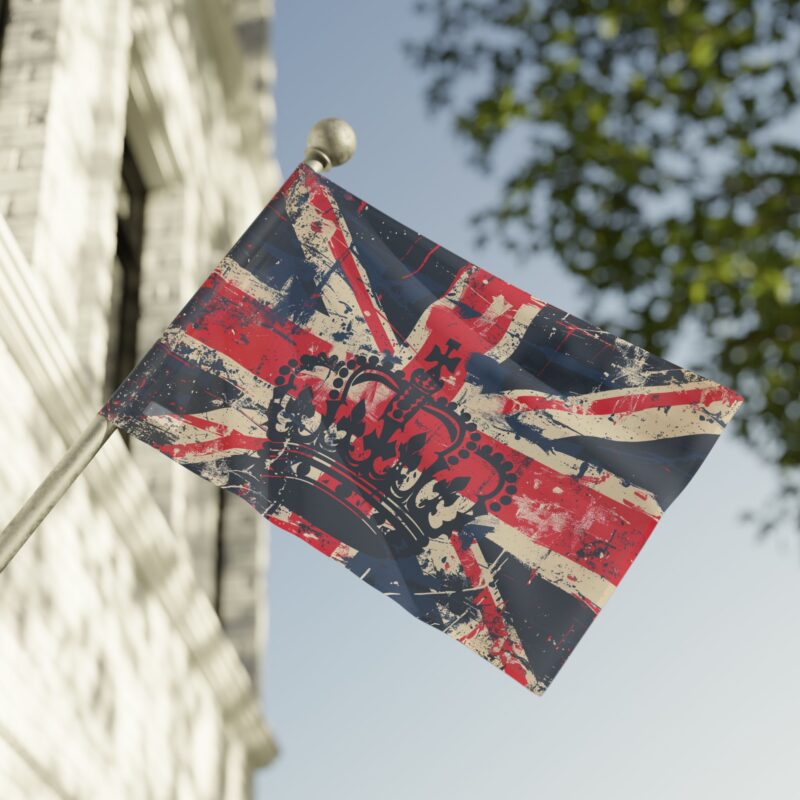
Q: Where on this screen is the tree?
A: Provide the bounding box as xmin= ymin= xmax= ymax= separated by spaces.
xmin=408 ymin=0 xmax=800 ymax=526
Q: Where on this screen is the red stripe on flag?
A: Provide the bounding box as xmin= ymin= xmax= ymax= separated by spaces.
xmin=474 ymin=425 xmax=658 ymax=585
xmin=449 ymin=533 xmax=530 ymax=687
xmin=402 ymin=266 xmax=532 ymax=400
xmin=160 ymin=427 xmax=268 ymax=460
xmin=182 ymin=271 xmax=335 ymax=386
xmin=399 ymin=414 xmax=659 ymax=586
xmin=400 ymin=243 xmax=440 ymax=280
xmin=503 ymin=384 xmax=742 ymax=416
xmin=303 ymin=170 xmax=396 ymax=354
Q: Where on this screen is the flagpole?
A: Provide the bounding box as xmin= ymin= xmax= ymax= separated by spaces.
xmin=0 ymin=118 xmax=357 ymax=574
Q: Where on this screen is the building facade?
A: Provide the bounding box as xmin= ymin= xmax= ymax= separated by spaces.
xmin=0 ymin=0 xmax=279 ymax=797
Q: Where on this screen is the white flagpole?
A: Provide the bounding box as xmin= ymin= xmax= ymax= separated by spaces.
xmin=0 ymin=118 xmax=357 ymax=574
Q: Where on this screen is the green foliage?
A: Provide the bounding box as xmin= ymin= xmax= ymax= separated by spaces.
xmin=409 ymin=0 xmax=800 ymax=473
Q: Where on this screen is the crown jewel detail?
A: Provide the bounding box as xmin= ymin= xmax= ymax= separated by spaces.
xmin=264 ymin=348 xmax=517 ymax=557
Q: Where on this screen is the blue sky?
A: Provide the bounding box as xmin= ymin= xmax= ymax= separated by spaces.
xmin=256 ymin=3 xmax=799 ymax=798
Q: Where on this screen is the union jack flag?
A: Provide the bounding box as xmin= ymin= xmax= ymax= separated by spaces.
xmin=102 ymin=165 xmax=742 ymax=694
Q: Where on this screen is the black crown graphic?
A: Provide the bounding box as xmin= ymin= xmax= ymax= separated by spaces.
xmin=263 ymin=343 xmax=518 ymax=558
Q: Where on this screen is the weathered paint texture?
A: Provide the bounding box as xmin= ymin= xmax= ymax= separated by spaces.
xmin=103 ymin=165 xmax=743 ymax=694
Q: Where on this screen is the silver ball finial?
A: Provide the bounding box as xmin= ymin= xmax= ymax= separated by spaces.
xmin=304 ymin=118 xmax=357 ymax=173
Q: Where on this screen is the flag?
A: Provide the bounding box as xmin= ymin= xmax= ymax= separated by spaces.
xmin=102 ymin=164 xmax=742 ymax=694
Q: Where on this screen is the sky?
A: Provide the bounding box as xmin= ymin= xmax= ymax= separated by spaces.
xmin=256 ymin=3 xmax=800 ymax=798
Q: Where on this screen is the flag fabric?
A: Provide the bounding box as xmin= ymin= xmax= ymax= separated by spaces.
xmin=102 ymin=164 xmax=743 ymax=694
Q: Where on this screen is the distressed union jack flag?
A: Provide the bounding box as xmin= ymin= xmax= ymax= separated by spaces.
xmin=102 ymin=164 xmax=742 ymax=694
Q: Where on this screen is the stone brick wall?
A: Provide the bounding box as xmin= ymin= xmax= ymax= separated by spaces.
xmin=0 ymin=0 xmax=279 ymax=796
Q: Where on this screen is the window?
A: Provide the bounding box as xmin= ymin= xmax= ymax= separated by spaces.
xmin=0 ymin=0 xmax=9 ymax=61
xmin=105 ymin=141 xmax=146 ymax=406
